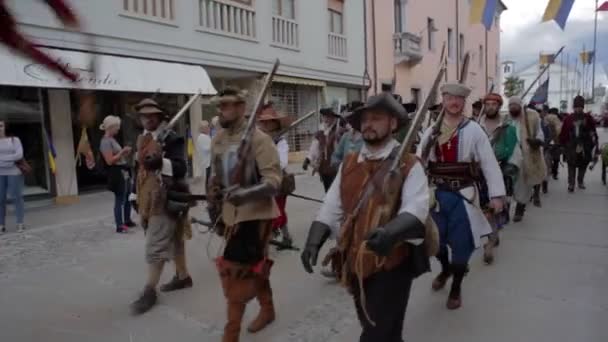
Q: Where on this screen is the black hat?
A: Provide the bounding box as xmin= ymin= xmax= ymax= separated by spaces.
xmin=549 ymin=107 xmax=559 ymax=115
xmin=472 ymin=100 xmax=483 ymax=110
xmin=320 ymin=107 xmax=340 ymax=117
xmin=402 ymin=102 xmax=417 ymax=114
xmin=429 ymin=103 xmax=442 ymax=111
xmin=350 ymin=93 xmax=407 ymax=131
xmin=573 ymin=95 xmax=585 ymax=108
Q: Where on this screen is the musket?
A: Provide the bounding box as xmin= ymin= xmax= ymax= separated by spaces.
xmin=231 ymin=59 xmax=280 ymax=185
xmin=288 ymin=192 xmax=324 ymax=204
xmin=522 ymin=46 xmax=565 ymax=99
xmin=272 ymin=110 xmax=316 ymax=144
xmin=426 ymin=42 xmax=447 ymax=128
xmin=167 ymin=92 xmax=203 ymax=131
xmin=421 ymin=52 xmax=471 ymax=162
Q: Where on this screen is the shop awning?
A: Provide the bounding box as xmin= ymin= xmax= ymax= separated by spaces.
xmin=0 ymin=47 xmax=217 ymax=95
xmin=273 ymin=75 xmax=326 ymax=88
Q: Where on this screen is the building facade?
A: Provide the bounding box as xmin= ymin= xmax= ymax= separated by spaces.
xmin=1 ymin=0 xmax=365 ymax=201
xmin=366 ymin=0 xmax=505 ymax=109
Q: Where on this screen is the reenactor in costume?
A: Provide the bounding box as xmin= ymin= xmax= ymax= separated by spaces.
xmin=539 ymin=105 xmax=562 ymax=193
xmin=547 ymin=107 xmax=563 ymax=180
xmin=472 ymin=100 xmax=483 ymax=121
xmin=129 ymin=99 xmax=193 ymax=315
xmin=206 ymin=88 xmax=282 ymax=342
xmin=331 ymin=101 xmax=365 ymax=168
xmin=559 ymin=95 xmax=598 ymax=192
xmin=256 ymin=102 xmax=294 ymax=248
xmin=418 ymin=84 xmax=505 ymax=310
xmin=301 ymin=93 xmax=430 ymax=341
xmin=478 ymin=93 xmax=520 ymax=264
xmin=507 ymin=97 xmax=546 ymax=221
xmin=303 ymin=107 xmax=344 ymax=191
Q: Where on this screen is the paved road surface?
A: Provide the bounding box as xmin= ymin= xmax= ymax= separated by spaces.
xmin=1 ymin=136 xmax=607 ymax=341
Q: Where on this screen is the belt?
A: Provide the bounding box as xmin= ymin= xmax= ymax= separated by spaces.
xmin=431 ymin=177 xmax=475 ymax=191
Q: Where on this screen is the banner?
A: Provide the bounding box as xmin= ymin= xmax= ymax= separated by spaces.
xmin=542 ymin=0 xmax=576 ymax=30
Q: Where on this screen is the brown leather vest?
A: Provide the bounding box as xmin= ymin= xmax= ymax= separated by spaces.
xmin=316 ymin=129 xmax=339 ymax=176
xmin=338 ymin=151 xmax=417 ymax=282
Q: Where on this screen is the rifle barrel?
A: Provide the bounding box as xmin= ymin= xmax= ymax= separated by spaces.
xmin=167 ymin=92 xmax=202 ymax=130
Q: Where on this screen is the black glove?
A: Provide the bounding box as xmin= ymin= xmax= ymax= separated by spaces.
xmin=301 ymin=221 xmax=331 ymax=273
xmin=526 ymin=138 xmax=543 ymax=150
xmin=302 ymin=158 xmax=311 ymax=171
xmin=225 ymin=182 xmax=277 ymax=206
xmin=143 ymin=154 xmax=163 ymax=171
xmin=365 ymin=212 xmax=425 ymax=257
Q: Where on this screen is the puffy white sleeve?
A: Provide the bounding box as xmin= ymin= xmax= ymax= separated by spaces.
xmin=315 ymin=164 xmax=343 ymax=238
xmin=307 ymin=138 xmax=320 ymax=163
xmin=276 ymin=138 xmax=289 ymax=169
xmin=398 ymin=161 xmax=430 ymax=223
xmin=416 ymin=127 xmax=436 ymax=162
xmin=473 ymin=127 xmax=506 ymax=198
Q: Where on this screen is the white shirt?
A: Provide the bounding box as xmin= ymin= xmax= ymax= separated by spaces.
xmin=316 ymin=139 xmax=430 ymax=239
xmin=196 ymin=133 xmax=212 ymax=169
xmin=307 ymin=123 xmax=337 ymax=165
xmin=276 ymin=137 xmax=289 ymax=170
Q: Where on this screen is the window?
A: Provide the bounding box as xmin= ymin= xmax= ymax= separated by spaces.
xmin=394 ymin=0 xmax=405 ymax=33
xmin=273 ymin=0 xmax=295 ymax=19
xmin=411 ymin=88 xmax=421 ymax=107
xmin=459 ymin=34 xmax=465 ymax=60
xmin=427 ymin=18 xmax=435 ymax=51
xmin=329 ymin=10 xmax=343 ymax=34
xmin=504 ymin=64 xmax=511 ymax=74
xmin=447 ymin=28 xmax=454 ymax=59
xmin=479 ymin=44 xmax=484 ymax=69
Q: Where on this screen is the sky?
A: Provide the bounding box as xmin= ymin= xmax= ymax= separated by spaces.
xmin=500 ymin=0 xmax=607 ymax=73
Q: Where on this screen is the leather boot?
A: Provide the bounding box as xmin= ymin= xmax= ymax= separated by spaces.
xmin=542 ymin=181 xmax=548 ymax=194
xmin=447 ymin=264 xmax=467 ymax=310
xmin=432 ymin=249 xmax=452 ymax=291
xmin=223 ymin=301 xmax=246 ymax=342
xmin=160 ymin=275 xmax=193 ymax=292
xmin=532 ymin=186 xmax=541 ymax=207
xmin=247 ymin=279 xmax=276 ymax=333
xmin=513 ymin=203 xmax=525 ymax=222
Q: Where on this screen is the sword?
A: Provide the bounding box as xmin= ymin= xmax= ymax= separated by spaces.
xmin=288 ymin=193 xmax=324 ymax=203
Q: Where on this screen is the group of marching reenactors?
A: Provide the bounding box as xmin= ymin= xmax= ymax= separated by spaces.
xmin=125 ymin=79 xmax=600 ymax=342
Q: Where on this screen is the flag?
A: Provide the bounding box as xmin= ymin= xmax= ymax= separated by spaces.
xmin=76 ymin=127 xmax=95 ymax=170
xmin=530 ymin=78 xmax=550 ymax=105
xmin=540 ymin=53 xmax=556 ymax=65
xmin=187 ymin=129 xmax=194 ymax=158
xmin=470 ymin=0 xmax=498 ymax=30
xmin=542 ymin=0 xmax=576 ymax=30
xmin=598 ymin=1 xmax=608 ymax=11
xmin=44 ymin=129 xmax=57 ymax=174
xmin=580 ymin=51 xmax=595 ymax=65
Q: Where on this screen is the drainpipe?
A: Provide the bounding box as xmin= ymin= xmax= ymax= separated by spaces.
xmin=455 ymin=0 xmax=460 ymax=80
xmin=371 ymin=0 xmax=378 ymax=95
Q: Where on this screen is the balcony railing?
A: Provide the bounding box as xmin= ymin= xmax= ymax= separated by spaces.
xmin=122 ymin=0 xmax=176 ymax=24
xmin=393 ymin=32 xmax=423 ymax=65
xmin=328 ymin=32 xmax=347 ymax=60
xmin=199 ymin=0 xmax=256 ymax=40
xmin=272 ymin=16 xmax=299 ymax=49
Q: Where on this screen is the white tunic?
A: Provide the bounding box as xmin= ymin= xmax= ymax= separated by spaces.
xmin=417 ymin=120 xmax=506 ymax=247
xmin=316 ymin=139 xmax=430 ymax=242
xmin=276 ymin=137 xmax=289 ymax=170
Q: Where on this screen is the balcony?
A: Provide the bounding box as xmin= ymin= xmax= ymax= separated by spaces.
xmin=198 ymin=0 xmax=257 ymax=41
xmin=272 ymin=16 xmax=299 ymax=50
xmin=328 ymin=32 xmax=347 ymax=61
xmin=393 ymin=32 xmax=423 ymax=65
xmin=122 ymin=0 xmax=176 ymax=25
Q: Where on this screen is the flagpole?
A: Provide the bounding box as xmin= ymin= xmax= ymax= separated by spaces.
xmin=560 ymin=50 xmax=564 ymax=107
xmin=592 ymin=0 xmax=598 ymax=100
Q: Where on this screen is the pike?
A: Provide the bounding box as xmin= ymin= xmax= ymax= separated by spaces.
xmin=421 ymin=52 xmax=471 ymax=162
xmin=476 ymin=83 xmax=495 ymax=123
xmin=272 ymin=110 xmax=316 ymax=144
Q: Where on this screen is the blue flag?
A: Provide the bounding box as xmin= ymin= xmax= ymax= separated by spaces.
xmin=530 ymin=78 xmax=550 ymax=105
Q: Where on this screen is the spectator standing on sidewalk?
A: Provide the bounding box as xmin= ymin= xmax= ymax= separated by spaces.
xmin=196 ymin=120 xmax=212 ymax=188
xmin=0 ymin=120 xmax=25 ymax=233
xmin=100 ymin=115 xmax=134 ymax=233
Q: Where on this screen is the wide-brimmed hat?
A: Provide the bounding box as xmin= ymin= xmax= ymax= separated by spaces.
xmin=211 ymin=87 xmax=248 ymax=105
xmin=350 ymin=93 xmax=407 ymax=131
xmin=320 ymin=107 xmax=340 ymax=118
xmin=256 ymin=102 xmax=292 ymax=129
xmin=135 ymin=98 xmax=164 ymax=115
xmin=402 ymin=102 xmax=417 ymax=114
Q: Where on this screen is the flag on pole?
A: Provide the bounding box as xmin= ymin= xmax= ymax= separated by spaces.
xmin=530 ymin=78 xmax=550 ymax=105
xmin=598 ymin=1 xmax=608 ymax=11
xmin=542 ymin=0 xmax=576 ymax=30
xmin=44 ymin=129 xmax=57 ymax=174
xmin=580 ymin=51 xmax=595 ymax=65
xmin=540 ymin=53 xmax=556 ymax=65
xmin=470 ymin=0 xmax=499 ymax=30
xmin=187 ymin=129 xmax=194 ymax=158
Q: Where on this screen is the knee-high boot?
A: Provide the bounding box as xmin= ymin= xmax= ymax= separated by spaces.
xmin=432 ymin=247 xmax=452 ymax=291
xmin=224 ymin=300 xmax=247 ymax=342
xmin=247 ymin=278 xmax=276 ymax=333
xmin=447 ymin=264 xmax=467 ymax=310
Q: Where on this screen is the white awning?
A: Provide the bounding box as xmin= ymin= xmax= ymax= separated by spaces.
xmin=0 ymin=47 xmax=217 ymax=95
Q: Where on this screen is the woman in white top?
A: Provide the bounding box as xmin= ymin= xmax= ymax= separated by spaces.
xmin=0 ymin=120 xmax=25 ymax=233
xmin=196 ymin=120 xmax=212 ymax=189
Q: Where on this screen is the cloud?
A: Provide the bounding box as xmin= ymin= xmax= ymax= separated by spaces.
xmin=500 ymin=0 xmax=608 ymax=67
